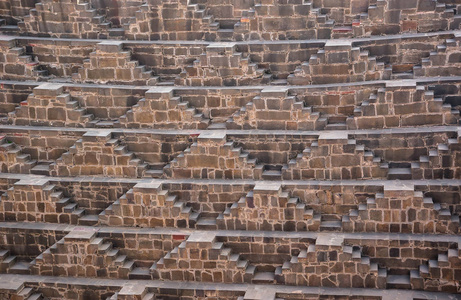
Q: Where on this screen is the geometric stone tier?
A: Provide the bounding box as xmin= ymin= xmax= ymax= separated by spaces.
xmin=288 ymin=40 xmax=388 ymax=85
xmin=125 ymin=0 xmax=219 ymax=41
xmin=342 ymin=182 xmax=460 ymax=234
xmin=358 ymin=0 xmax=461 ymax=37
xmin=218 ymin=182 xmax=321 ymax=232
xmin=19 ymin=0 xmax=123 ymax=38
xmin=0 ymin=36 xmax=48 ymax=80
xmin=234 ymin=0 xmax=334 ymax=41
xmin=164 ymin=132 xmax=258 ymax=179
xmin=175 ymin=43 xmax=272 ymax=86
xmin=415 ymin=36 xmax=461 ymax=78
xmin=280 ymin=235 xmax=387 ymax=288
xmin=117 ymin=87 xmax=210 ymax=129
xmin=8 ymin=83 xmax=94 ymax=127
xmin=99 ymin=181 xmax=200 ymax=229
xmin=282 ymin=132 xmax=387 ymax=180
xmin=0 ymin=178 xmax=96 ymax=225
xmin=347 ymin=80 xmax=460 ymax=129
xmin=226 ymin=87 xmax=326 ymax=130
xmin=30 ymin=228 xmax=138 ymax=278
xmin=73 ymin=41 xmax=158 ymax=85
xmin=49 ymin=130 xmax=153 ymax=178
xmin=151 ymin=232 xmax=258 ymax=283
xmin=282 ymin=131 xmax=461 ymax=180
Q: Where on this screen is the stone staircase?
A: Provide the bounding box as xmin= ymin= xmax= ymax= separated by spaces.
xmin=282 ymin=132 xmax=386 ymax=180
xmin=0 ymin=250 xmax=32 ymax=275
xmin=342 ymin=183 xmax=460 ymax=234
xmin=288 ymin=40 xmax=388 ymax=85
xmin=31 ymin=229 xmax=137 ymax=279
xmin=73 ymin=41 xmax=158 ymax=85
xmin=19 ymin=0 xmax=124 ymax=39
xmin=175 ymin=43 xmax=272 ymax=86
xmin=226 ymin=87 xmax=325 ymax=130
xmin=415 ymin=37 xmax=461 ymax=78
xmin=409 ymin=244 xmax=461 ymax=291
xmin=117 ymin=86 xmax=210 ymax=129
xmin=0 ymin=38 xmax=49 ymax=80
xmin=0 ymin=136 xmax=37 ymax=174
xmin=99 ymin=181 xmax=199 ymax=228
xmin=233 ymin=0 xmax=334 ymax=40
xmin=280 ymin=236 xmax=387 ymax=287
xmin=217 ymin=183 xmax=321 ymax=231
xmin=151 ymin=232 xmax=255 ymax=283
xmin=417 ymin=137 xmax=461 ymax=179
xmin=106 ymin=284 xmax=155 ymax=300
xmin=164 ymin=132 xmax=257 ymax=179
xmin=0 ymin=178 xmax=97 ymax=225
xmin=125 ymin=0 xmax=224 ymax=41
xmin=359 ymin=0 xmax=460 ymax=37
xmin=348 ymin=82 xmax=459 ymax=129
xmin=49 ymin=186 xmax=98 ymax=226
xmin=13 ymin=286 xmax=46 ymax=300
xmin=49 ymin=131 xmax=151 ymax=178
xmin=8 ymin=83 xmax=94 ymax=127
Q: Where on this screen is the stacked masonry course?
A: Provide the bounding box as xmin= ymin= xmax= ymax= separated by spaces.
xmin=1 ymin=0 xmax=461 ymax=300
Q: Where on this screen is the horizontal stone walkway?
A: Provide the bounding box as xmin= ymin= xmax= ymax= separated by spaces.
xmin=2 ymin=28 xmax=460 ymax=46
xmin=1 ymin=221 xmax=460 ymax=244
xmin=0 ymin=274 xmax=458 ymax=299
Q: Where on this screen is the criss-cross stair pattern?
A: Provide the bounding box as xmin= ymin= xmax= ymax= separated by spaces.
xmin=0 ymin=136 xmax=38 ymax=174
xmin=226 ymin=87 xmax=326 ymax=130
xmin=288 ymin=39 xmax=388 ymax=85
xmin=348 ymin=82 xmax=459 ymax=129
xmin=49 ymin=130 xmax=154 ymax=178
xmin=342 ymin=182 xmax=460 ymax=234
xmin=282 ymin=132 xmax=386 ymax=180
xmin=117 ymin=86 xmax=210 ymax=129
xmin=0 ymin=178 xmax=97 ymax=225
xmin=73 ymin=41 xmax=159 ymax=85
xmin=234 ymin=0 xmax=334 ymax=41
xmin=0 ymin=37 xmax=48 ymax=80
xmin=151 ymin=232 xmax=259 ymax=283
xmin=8 ymin=83 xmax=94 ymax=127
xmin=18 ymin=0 xmax=124 ymax=39
xmin=217 ymin=182 xmax=321 ymax=232
xmin=164 ymin=132 xmax=257 ymax=179
xmin=99 ymin=181 xmax=200 ymax=229
xmin=280 ymin=235 xmax=387 ymax=287
xmin=175 ymin=43 xmax=272 ymax=86
xmin=0 ymin=249 xmax=33 ymax=275
xmin=30 ymin=228 xmax=143 ymax=279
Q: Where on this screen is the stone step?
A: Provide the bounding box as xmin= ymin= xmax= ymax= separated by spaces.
xmin=128 ymin=267 xmax=151 ymax=280
xmin=78 ymin=214 xmax=99 ymax=226
xmin=9 ymin=261 xmax=30 ymax=274
xmin=0 ymin=250 xmax=9 ymax=260
xmin=144 ymin=169 xmax=164 ymax=178
xmin=261 ymin=168 xmax=282 ymax=180
xmin=17 ymin=287 xmax=34 ymax=299
xmin=63 ymin=203 xmax=78 ymax=213
xmin=252 ymin=271 xmax=275 ymax=284
xmin=26 ymin=293 xmax=43 ymax=300
xmin=196 ymin=218 xmax=217 ymax=230
xmin=386 ymin=275 xmax=411 ymax=289
xmin=387 ymin=168 xmax=412 ymax=180
xmin=319 ymin=220 xmax=342 ymax=231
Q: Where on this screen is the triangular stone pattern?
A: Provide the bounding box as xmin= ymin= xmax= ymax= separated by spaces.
xmin=0 ymin=0 xmax=460 ymax=298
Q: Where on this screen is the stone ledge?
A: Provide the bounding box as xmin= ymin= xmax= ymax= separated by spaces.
xmin=0 ymin=274 xmax=459 ymax=299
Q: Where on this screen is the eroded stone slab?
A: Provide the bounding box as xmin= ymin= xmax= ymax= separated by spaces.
xmin=253 ymin=182 xmax=282 ymax=194
xmin=64 ymin=227 xmax=98 ymax=241
xmin=318 ymin=131 xmax=349 ymax=145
